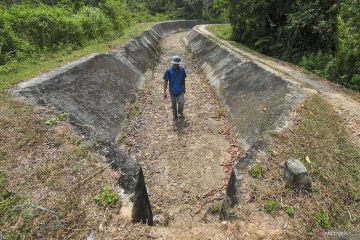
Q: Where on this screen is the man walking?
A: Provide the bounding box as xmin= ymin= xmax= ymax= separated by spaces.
xmin=163 ymin=56 xmax=187 ymax=121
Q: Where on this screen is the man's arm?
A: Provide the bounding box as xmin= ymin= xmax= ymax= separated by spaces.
xmin=163 ymin=69 xmax=169 ymax=99
xmin=163 ymin=80 xmax=168 ymax=99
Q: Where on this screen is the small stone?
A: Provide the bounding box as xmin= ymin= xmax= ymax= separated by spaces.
xmin=284 ymin=159 xmax=312 ymax=191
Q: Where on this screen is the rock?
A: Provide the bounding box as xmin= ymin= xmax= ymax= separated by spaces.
xmin=284 ymin=159 xmax=311 ymax=191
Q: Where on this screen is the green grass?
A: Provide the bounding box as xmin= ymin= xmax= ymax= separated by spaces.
xmin=249 ymin=164 xmax=264 ymax=179
xmin=314 ymin=209 xmax=331 ymax=230
xmin=285 ymin=206 xmax=295 ymax=218
xmin=206 ymin=24 xmax=232 ymax=40
xmin=0 ymin=22 xmax=155 ymax=92
xmin=264 ymin=199 xmax=280 ymax=217
xmin=94 ymin=185 xmax=120 ymax=207
xmin=206 ymin=24 xmax=255 ymax=53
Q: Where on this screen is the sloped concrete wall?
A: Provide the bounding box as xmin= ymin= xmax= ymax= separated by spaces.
xmin=185 ymin=27 xmax=302 ymax=150
xmin=184 ymin=26 xmax=304 ymax=212
xmin=12 ymin=20 xmax=204 ymax=225
xmin=14 ymin=20 xmax=204 ymax=142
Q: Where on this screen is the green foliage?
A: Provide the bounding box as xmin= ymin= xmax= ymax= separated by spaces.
xmin=57 ymin=112 xmax=69 ymax=120
xmin=314 ymin=208 xmax=331 ymax=230
xmin=264 ymin=199 xmax=280 ymax=216
xmin=45 ymin=112 xmax=69 ymax=125
xmin=227 ymin=0 xmax=360 ymax=90
xmin=0 ymin=0 xmax=151 ymax=69
xmin=210 ymin=0 xmax=230 ymax=20
xmin=249 ymin=164 xmax=264 ymax=178
xmin=284 ymin=206 xmax=295 ymax=218
xmin=45 ymin=118 xmax=59 ymax=126
xmin=77 ymin=6 xmax=113 ymax=40
xmin=126 ymin=0 xmax=225 ymax=20
xmin=94 ymin=185 xmax=119 ymax=207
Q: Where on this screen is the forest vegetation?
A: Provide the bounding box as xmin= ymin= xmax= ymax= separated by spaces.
xmin=1 ymin=1 xmax=359 ymax=90
xmin=226 ymin=0 xmax=360 ymax=91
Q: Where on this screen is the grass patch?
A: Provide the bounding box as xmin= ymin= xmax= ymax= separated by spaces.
xmin=314 ymin=208 xmax=331 ymax=230
xmin=206 ymin=24 xmax=255 ymax=54
xmin=264 ymin=199 xmax=280 ymax=217
xmin=256 ymin=94 xmax=360 ymax=236
xmin=0 ymin=86 xmax=120 ymax=238
xmin=249 ymin=164 xmax=264 ymax=178
xmin=0 ymin=22 xmax=155 ymax=92
xmin=285 ymin=206 xmax=295 ymax=218
xmin=206 ymin=24 xmax=232 ymax=40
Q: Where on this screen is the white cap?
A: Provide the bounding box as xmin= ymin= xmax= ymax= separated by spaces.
xmin=170 ymin=56 xmax=181 ymax=65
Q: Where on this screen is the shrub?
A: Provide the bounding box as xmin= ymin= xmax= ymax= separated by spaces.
xmin=299 ymin=51 xmax=334 ymax=76
xmin=0 ymin=10 xmax=34 ymax=64
xmin=7 ymin=4 xmax=85 ymax=50
xmin=0 ymin=1 xmax=135 ymax=67
xmin=100 ymin=0 xmax=130 ymax=35
xmin=76 ymin=6 xmax=113 ymax=40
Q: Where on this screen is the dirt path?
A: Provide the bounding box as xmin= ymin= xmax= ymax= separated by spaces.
xmin=124 ymin=31 xmax=232 ymax=226
xmin=114 ymin=31 xmax=288 ymax=240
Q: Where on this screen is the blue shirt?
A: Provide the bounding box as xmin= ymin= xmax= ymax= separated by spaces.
xmin=163 ymin=66 xmax=187 ymax=95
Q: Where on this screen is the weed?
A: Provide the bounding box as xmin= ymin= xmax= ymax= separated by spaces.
xmin=45 ymin=112 xmax=69 ymax=125
xmin=208 ymin=201 xmax=222 ymax=214
xmin=249 ymin=164 xmax=264 ymax=178
xmin=314 ymin=209 xmax=330 ymax=230
xmin=94 ymin=185 xmax=120 ymax=207
xmin=264 ymin=199 xmax=280 ymax=217
xmin=45 ymin=118 xmax=59 ymax=126
xmin=284 ymin=206 xmax=295 ymax=218
xmin=57 ymin=112 xmax=69 ymax=121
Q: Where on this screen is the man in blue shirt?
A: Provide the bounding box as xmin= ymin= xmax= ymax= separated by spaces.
xmin=163 ymin=56 xmax=187 ymax=121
